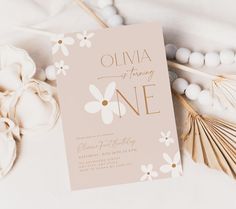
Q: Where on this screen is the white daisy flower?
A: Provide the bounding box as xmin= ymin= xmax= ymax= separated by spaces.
xmin=54 ymin=60 xmax=69 ymax=75
xmin=84 ymin=82 xmax=126 ymax=124
xmin=160 ymin=152 xmax=182 ymax=177
xmin=77 ymin=31 xmax=94 ymax=48
xmin=159 ymin=131 xmax=174 ymax=146
xmin=140 ymin=164 xmax=158 ymax=181
xmin=51 ymin=34 xmax=75 ymax=56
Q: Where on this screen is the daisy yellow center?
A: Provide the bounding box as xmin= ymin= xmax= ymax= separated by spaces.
xmin=58 ymin=40 xmax=63 ymax=44
xmin=171 ymin=163 xmax=176 ymax=168
xmin=102 ymin=100 xmax=108 ymax=106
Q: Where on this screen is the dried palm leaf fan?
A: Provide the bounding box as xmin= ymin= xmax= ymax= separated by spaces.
xmin=174 ymin=91 xmax=236 ymax=178
xmin=168 ymin=61 xmax=236 ymax=110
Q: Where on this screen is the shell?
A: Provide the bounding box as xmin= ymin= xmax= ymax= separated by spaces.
xmin=0 ymin=117 xmax=19 ymax=178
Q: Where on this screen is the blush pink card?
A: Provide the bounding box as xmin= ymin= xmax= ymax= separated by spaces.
xmin=52 ymin=23 xmax=182 ymax=190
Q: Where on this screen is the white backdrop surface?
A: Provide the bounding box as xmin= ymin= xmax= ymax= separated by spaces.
xmin=0 ymin=0 xmax=236 ymax=209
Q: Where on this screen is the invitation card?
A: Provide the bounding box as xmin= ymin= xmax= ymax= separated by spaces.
xmin=52 ymin=23 xmax=182 ymax=190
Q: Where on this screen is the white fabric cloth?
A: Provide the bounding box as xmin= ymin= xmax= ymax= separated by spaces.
xmin=0 ymin=0 xmax=236 ymax=209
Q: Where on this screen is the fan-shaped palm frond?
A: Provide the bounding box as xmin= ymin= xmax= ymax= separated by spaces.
xmin=174 ymin=92 xmax=236 ymax=178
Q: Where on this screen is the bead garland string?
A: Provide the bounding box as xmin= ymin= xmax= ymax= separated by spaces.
xmin=75 ymin=0 xmax=108 ymax=27
xmin=169 ymin=71 xmax=214 ymax=107
xmin=166 ymin=44 xmax=236 ymax=68
xmin=168 ymin=61 xmax=217 ymax=80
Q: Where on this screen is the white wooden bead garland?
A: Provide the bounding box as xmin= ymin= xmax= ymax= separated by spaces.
xmin=45 ymin=65 xmax=57 ymax=81
xmin=165 ymin=44 xmax=236 ymax=68
xmin=169 ymin=71 xmax=215 ymax=107
xmin=98 ymin=0 xmax=124 ymax=27
xmin=97 ymin=0 xmax=113 ymax=8
xmin=34 ymin=65 xmax=57 ymax=81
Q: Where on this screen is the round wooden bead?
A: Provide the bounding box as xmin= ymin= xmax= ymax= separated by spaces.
xmin=172 ymin=78 xmax=188 ymax=94
xmin=101 ymin=5 xmax=117 ymax=20
xmin=165 ymin=44 xmax=177 ymax=59
xmin=176 ymin=48 xmax=191 ymax=64
xmin=205 ymin=52 xmax=220 ymax=67
xmin=185 ymin=83 xmax=201 ymax=100
xmin=189 ymin=52 xmax=204 ymax=68
xmin=168 ymin=71 xmax=178 ymax=83
xmin=45 ymin=65 xmax=56 ymax=81
xmin=220 ymin=49 xmax=235 ymax=64
xmin=97 ymin=0 xmax=113 ymax=8
xmin=107 ymin=14 xmax=123 ymax=27
xmin=34 ymin=68 xmax=46 ymax=81
xmin=198 ymin=90 xmax=212 ymax=105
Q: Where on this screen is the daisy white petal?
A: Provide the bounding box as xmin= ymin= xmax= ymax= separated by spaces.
xmin=159 ymin=137 xmax=165 ymax=143
xmin=89 ymin=85 xmax=103 ymax=101
xmin=80 ymin=40 xmax=86 ymax=47
xmin=61 ymin=69 xmax=67 ymax=75
xmin=171 ymin=167 xmax=181 ymax=177
xmin=101 ymin=108 xmax=113 ymax=124
xmin=54 ymin=62 xmax=60 ymax=68
xmin=76 ymin=33 xmax=84 ymax=40
xmin=87 ymin=33 xmax=94 ymax=38
xmin=109 ymin=102 xmax=126 ymax=116
xmin=104 ymin=81 xmax=116 ymax=100
xmin=140 ymin=174 xmax=147 ymax=181
xmin=63 ymin=37 xmax=75 ymax=45
xmin=150 ymin=171 xmax=158 ymax=177
xmin=160 ymin=165 xmax=172 ymax=173
xmin=51 ymin=34 xmax=64 ymax=42
xmin=166 ymin=131 xmax=171 ymax=137
xmin=177 ymin=165 xmax=182 ymax=175
xmin=165 ymin=141 xmax=170 ymax=146
xmin=86 ymin=41 xmax=92 ymax=48
xmin=52 ymin=44 xmax=59 ymax=54
xmin=147 ymin=164 xmax=153 ymax=171
xmin=84 ymin=101 xmax=101 ymax=113
xmin=163 ymin=153 xmax=172 ymax=164
xmin=147 ymin=175 xmax=152 ymax=181
xmin=174 ymin=152 xmax=180 ymax=164
xmin=141 ymin=165 xmax=148 ymax=173
xmin=61 ymin=45 xmax=69 ymax=56
xmin=161 ymin=132 xmax=166 ymax=137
